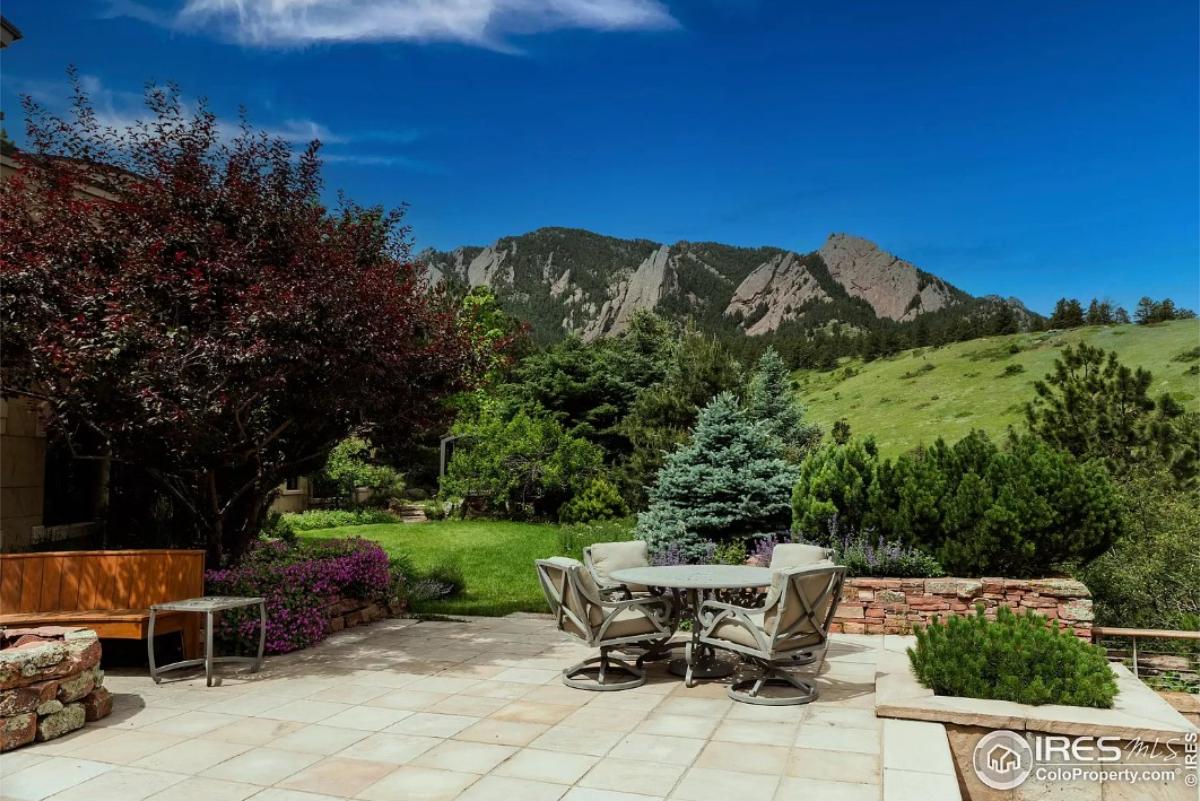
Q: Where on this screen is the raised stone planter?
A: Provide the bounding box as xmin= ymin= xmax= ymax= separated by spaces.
xmin=874 ymin=645 xmax=1199 ymax=800
xmin=830 ymin=577 xmax=1093 ymax=638
xmin=322 ymin=595 xmax=405 ymax=635
xmin=0 ymin=627 xmax=111 ymax=751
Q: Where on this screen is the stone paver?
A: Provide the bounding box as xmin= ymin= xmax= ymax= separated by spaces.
xmin=7 ymin=616 xmax=912 ymax=801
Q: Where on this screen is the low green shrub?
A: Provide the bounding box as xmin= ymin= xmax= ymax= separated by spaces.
xmin=793 ymin=432 xmax=1124 ymax=577
xmin=422 ymin=500 xmax=448 ymax=520
xmin=558 ymin=477 xmax=629 ymax=523
xmin=323 ymin=436 xmax=406 ymax=504
xmin=900 ymin=363 xmax=936 ymax=380
xmin=1000 ymin=363 xmax=1025 ymax=376
xmin=1079 ymin=471 xmax=1200 ymax=632
xmin=908 ymin=606 xmax=1117 ymax=708
xmin=276 ymin=508 xmax=399 ymax=534
xmin=712 ymin=539 xmax=748 ymax=566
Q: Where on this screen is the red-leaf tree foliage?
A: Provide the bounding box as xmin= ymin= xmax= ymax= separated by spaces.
xmin=0 ymin=75 xmax=502 ymax=564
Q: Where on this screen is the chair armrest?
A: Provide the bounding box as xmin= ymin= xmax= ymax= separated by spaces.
xmin=695 ymin=599 xmax=773 ymax=653
xmin=597 ymin=583 xmax=633 ymax=601
xmin=606 ymin=595 xmax=672 ymax=614
xmin=697 ymin=598 xmax=756 ymax=617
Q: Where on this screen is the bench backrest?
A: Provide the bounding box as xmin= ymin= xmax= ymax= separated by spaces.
xmin=0 ymin=550 xmax=205 ymax=614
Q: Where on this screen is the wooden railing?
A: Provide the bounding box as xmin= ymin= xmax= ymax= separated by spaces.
xmin=1092 ymin=626 xmax=1200 ymax=688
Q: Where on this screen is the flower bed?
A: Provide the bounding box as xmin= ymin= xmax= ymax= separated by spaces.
xmin=205 ymin=538 xmax=403 ymax=654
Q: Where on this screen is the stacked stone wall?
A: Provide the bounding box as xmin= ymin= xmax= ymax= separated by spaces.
xmin=830 ymin=577 xmax=1093 ymax=638
xmin=323 ymin=596 xmax=404 ymax=634
xmin=0 ymin=627 xmax=111 ymax=751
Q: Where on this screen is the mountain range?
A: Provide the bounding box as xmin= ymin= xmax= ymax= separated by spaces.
xmin=422 ymin=228 xmax=1033 ymax=343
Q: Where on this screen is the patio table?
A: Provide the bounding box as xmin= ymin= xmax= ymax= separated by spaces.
xmin=610 ymin=564 xmax=771 ymax=686
xmin=148 ymin=595 xmax=266 ymax=687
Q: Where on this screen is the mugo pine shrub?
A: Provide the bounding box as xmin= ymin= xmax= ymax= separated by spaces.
xmin=558 ymin=476 xmax=629 ymax=523
xmin=792 ymin=432 xmax=1123 ymax=577
xmin=908 ymin=606 xmax=1117 ymax=708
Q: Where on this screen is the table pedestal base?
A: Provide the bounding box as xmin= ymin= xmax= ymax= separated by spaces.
xmin=668 ymin=653 xmax=735 ymax=680
xmin=670 ymin=639 xmax=739 ymax=685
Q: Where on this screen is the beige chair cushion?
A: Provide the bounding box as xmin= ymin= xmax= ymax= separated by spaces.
xmin=600 ymin=607 xmax=663 ymax=640
xmin=710 ymin=611 xmax=767 ymax=649
xmin=770 ymin=543 xmax=833 ymax=569
xmin=588 ymin=541 xmax=650 ymax=593
xmin=709 ymin=611 xmax=821 ymax=653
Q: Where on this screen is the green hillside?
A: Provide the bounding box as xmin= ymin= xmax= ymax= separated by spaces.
xmin=795 ymin=319 xmax=1200 ymax=457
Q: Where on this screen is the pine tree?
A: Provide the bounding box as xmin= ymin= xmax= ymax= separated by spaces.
xmin=1025 ymin=344 xmax=1198 ymax=487
xmin=1049 ymin=298 xmax=1085 ymax=329
xmin=637 ymin=393 xmax=798 ymax=560
xmin=1134 ymin=296 xmax=1157 ymax=325
xmin=990 ymin=302 xmax=1019 ymax=335
xmin=744 ymin=347 xmax=820 ymax=461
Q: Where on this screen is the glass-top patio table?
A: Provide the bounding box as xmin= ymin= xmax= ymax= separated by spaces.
xmin=610 ymin=564 xmax=771 ymax=686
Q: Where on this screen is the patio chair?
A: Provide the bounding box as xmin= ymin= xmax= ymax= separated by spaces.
xmin=695 ymin=563 xmax=846 ymax=705
xmin=769 ymin=542 xmax=833 ymax=569
xmin=535 ymin=557 xmax=674 ymax=691
xmin=583 ymin=540 xmax=652 ymax=599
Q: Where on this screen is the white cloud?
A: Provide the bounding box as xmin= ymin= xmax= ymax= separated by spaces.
xmin=170 ymin=0 xmax=678 ymax=49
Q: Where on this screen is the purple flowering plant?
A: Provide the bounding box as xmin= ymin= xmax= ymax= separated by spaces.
xmin=205 ymin=538 xmax=394 ymax=654
xmin=650 ymin=539 xmax=717 ymax=566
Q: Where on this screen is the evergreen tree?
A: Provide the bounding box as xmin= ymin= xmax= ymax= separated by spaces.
xmin=618 ymin=324 xmax=743 ymax=504
xmin=637 ymin=393 xmax=798 ymax=560
xmin=1134 ymin=296 xmax=1157 ymax=325
xmin=990 ymin=302 xmax=1019 ymax=335
xmin=744 ymin=347 xmax=821 ymax=461
xmin=791 ymin=438 xmax=880 ymax=536
xmin=1049 ymin=298 xmax=1085 ymax=328
xmin=1113 ymin=306 xmax=1131 ymax=325
xmin=1025 ymin=344 xmax=1198 ymax=487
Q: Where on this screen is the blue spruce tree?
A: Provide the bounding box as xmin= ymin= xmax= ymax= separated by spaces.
xmin=637 ymin=392 xmax=799 ymax=560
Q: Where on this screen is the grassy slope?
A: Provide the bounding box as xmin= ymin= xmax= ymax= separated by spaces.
xmin=299 ymin=520 xmax=560 ymax=616
xmin=795 ymin=320 xmax=1200 ymax=457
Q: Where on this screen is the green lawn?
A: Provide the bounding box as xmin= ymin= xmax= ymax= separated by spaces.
xmin=796 ymin=319 xmax=1200 ymax=457
xmin=299 ymin=520 xmax=563 ymax=616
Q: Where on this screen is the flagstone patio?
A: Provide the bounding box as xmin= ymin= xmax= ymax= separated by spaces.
xmin=0 ymin=615 xmax=958 ymax=801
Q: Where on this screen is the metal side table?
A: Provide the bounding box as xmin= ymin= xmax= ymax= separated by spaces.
xmin=148 ymin=596 xmax=267 ymax=686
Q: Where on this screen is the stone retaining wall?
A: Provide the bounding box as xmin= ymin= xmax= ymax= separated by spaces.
xmin=324 ymin=596 xmax=405 ymax=634
xmin=0 ymin=627 xmax=112 ymax=752
xmin=831 ymin=577 xmax=1093 ymax=638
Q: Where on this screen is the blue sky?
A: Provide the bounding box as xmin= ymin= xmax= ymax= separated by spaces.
xmin=1 ymin=1 xmax=1197 ymax=314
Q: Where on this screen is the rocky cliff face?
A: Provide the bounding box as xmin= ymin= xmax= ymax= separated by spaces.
xmin=422 ymin=227 xmax=996 ymax=341
xmin=725 ymin=252 xmax=830 ymax=335
xmin=819 ymin=234 xmax=962 ymax=321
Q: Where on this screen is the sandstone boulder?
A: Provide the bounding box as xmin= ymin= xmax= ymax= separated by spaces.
xmin=81 ymin=687 xmax=113 ymax=722
xmin=1 ymin=712 xmax=37 ymax=751
xmin=35 ymin=702 xmax=84 ymax=741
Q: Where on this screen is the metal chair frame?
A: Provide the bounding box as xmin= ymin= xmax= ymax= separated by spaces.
xmin=536 ymin=558 xmax=674 ymax=691
xmin=696 ymin=564 xmax=846 ymax=705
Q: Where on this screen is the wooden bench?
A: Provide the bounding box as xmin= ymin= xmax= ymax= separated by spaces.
xmin=0 ymin=549 xmax=205 ymax=655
